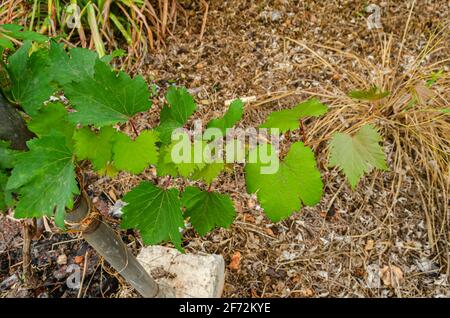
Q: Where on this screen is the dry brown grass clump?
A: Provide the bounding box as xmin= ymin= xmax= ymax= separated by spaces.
xmin=293 ymin=20 xmax=449 ymax=274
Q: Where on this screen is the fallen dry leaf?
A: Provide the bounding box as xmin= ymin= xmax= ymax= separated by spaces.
xmin=229 ymin=251 xmax=241 ymax=271
xmin=365 ymin=239 xmax=374 ymax=251
xmin=380 ymin=265 xmax=404 ymax=287
xmin=74 ymin=255 xmax=84 ymax=265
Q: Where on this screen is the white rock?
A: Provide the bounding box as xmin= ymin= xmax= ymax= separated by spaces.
xmin=137 ymin=246 xmax=225 ymax=298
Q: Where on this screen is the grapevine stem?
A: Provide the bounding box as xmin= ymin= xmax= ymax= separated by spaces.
xmin=129 ymin=119 xmax=139 ymax=137
xmin=300 ymin=120 xmax=306 ymax=143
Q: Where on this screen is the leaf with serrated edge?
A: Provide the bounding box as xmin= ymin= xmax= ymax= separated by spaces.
xmin=259 ymin=98 xmax=328 ymax=133
xmin=245 ymin=142 xmax=323 ymax=221
xmin=74 ymin=126 xmax=118 ymax=174
xmin=329 ymin=124 xmax=388 ymax=189
xmin=207 ymin=99 xmax=244 ymax=134
xmin=65 ymin=59 xmax=151 ymax=126
xmin=157 ymin=87 xmax=196 ymax=144
xmin=182 ymin=186 xmax=236 ymax=236
xmin=6 ymin=135 xmax=78 ymax=227
xmin=122 ymin=181 xmax=184 ymax=250
xmin=113 ymin=130 xmax=159 ymax=174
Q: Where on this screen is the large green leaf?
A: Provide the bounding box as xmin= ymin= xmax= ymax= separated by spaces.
xmin=7 ymin=41 xmax=54 ymax=115
xmin=207 ymin=99 xmax=244 ymax=134
xmin=6 ymin=135 xmax=79 ymax=227
xmin=112 ymin=130 xmax=159 ymax=174
xmin=157 ymin=87 xmax=197 ymax=144
xmin=122 ymin=181 xmax=184 ymax=250
xmin=245 ymin=142 xmax=323 ymax=221
xmin=182 ymin=186 xmax=236 ymax=236
xmin=64 ymin=59 xmax=152 ymax=126
xmin=328 ymin=124 xmax=388 ymax=189
xmin=259 ymin=98 xmax=328 ymax=133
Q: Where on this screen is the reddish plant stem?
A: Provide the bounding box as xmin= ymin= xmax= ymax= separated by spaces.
xmin=129 ymin=119 xmax=139 ymax=137
xmin=163 ymin=176 xmax=172 ymax=189
xmin=300 ymin=120 xmax=306 ymax=143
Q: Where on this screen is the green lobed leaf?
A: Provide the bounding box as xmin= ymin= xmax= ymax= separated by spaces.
xmin=259 ymin=98 xmax=328 ymax=133
xmin=7 ymin=41 xmax=54 ymax=115
xmin=245 ymin=142 xmax=323 ymax=221
xmin=182 ymin=186 xmax=236 ymax=236
xmin=122 ymin=181 xmax=184 ymax=250
xmin=6 ymin=135 xmax=79 ymax=227
xmin=328 ymin=124 xmax=388 ymax=189
xmin=74 ymin=126 xmax=118 ymax=174
xmin=207 ymin=99 xmax=244 ymax=134
xmin=157 ymin=87 xmax=197 ymax=144
xmin=348 ymin=86 xmax=389 ymax=101
xmin=112 ymin=130 xmax=160 ymax=174
xmin=64 ymin=59 xmax=152 ymax=126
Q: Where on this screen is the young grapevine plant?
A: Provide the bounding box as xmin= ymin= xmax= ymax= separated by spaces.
xmin=0 ymin=36 xmax=388 ymax=250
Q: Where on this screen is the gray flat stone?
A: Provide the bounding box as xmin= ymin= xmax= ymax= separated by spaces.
xmin=137 ymin=246 xmax=225 ymax=298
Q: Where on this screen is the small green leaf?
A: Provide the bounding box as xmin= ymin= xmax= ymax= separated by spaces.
xmin=157 ymin=87 xmax=197 ymax=144
xmin=348 ymin=86 xmax=389 ymax=101
xmin=182 ymin=186 xmax=236 ymax=236
xmin=74 ymin=126 xmax=118 ymax=174
xmin=245 ymin=142 xmax=323 ymax=221
xmin=65 ymin=59 xmax=152 ymax=126
xmin=426 ymin=70 xmax=444 ymax=87
xmin=259 ymin=98 xmax=328 ymax=133
xmin=329 ymin=124 xmax=388 ymax=189
xmin=207 ymin=99 xmax=244 ymax=134
xmin=122 ymin=181 xmax=184 ymax=250
xmin=7 ymin=135 xmax=79 ymax=227
xmin=113 ymin=130 xmax=160 ymax=174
